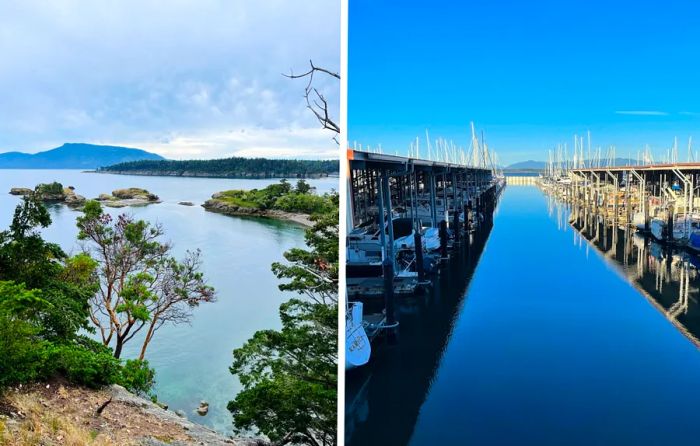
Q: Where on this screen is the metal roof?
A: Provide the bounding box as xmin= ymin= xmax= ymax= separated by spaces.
xmin=348 ymin=149 xmax=491 ymax=173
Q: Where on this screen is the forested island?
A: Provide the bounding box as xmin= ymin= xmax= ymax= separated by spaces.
xmin=98 ymin=157 xmax=339 ymax=179
xmin=203 ymin=179 xmax=335 ymax=226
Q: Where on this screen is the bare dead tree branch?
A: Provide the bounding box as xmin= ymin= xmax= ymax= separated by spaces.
xmin=284 ymin=60 xmax=340 ymax=144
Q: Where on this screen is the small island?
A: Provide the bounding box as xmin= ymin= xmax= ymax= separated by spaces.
xmin=96 ymin=187 xmax=161 ymax=208
xmin=9 ymin=182 xmax=86 ymax=206
xmin=8 ymin=183 xmax=160 ymax=208
xmin=203 ymin=179 xmax=333 ymax=226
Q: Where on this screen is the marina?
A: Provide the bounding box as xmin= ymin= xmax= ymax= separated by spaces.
xmin=542 ymin=160 xmax=700 ymax=250
xmin=346 ymin=185 xmax=700 ymax=446
xmin=345 ymin=133 xmax=505 ymax=371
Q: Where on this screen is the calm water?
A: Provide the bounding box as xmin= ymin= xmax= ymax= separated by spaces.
xmin=0 ymin=170 xmax=336 ymax=435
xmin=346 ymin=186 xmax=700 ymax=446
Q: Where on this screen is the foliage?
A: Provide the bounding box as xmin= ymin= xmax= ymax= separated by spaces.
xmin=0 ymin=196 xmax=63 ymax=288
xmin=46 ymin=343 xmax=121 ymax=389
xmin=0 ymin=199 xmax=154 ymax=396
xmin=0 ymin=197 xmax=97 ymax=341
xmin=215 ymin=180 xmax=334 ymax=215
xmin=77 ymin=200 xmax=215 ymax=359
xmin=228 ymin=300 xmax=337 ymax=446
xmin=272 ymin=193 xmax=339 ymax=305
xmin=229 ymin=198 xmax=339 ymax=445
xmin=100 ymin=157 xmax=338 ymax=178
xmin=117 ymin=359 xmax=156 ymax=397
xmin=0 ymin=313 xmax=47 ymax=389
xmin=0 ymin=282 xmax=50 ymax=389
xmin=35 ymin=182 xmax=65 ymax=197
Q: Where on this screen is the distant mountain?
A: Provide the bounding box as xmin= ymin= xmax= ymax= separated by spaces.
xmin=506 ymin=160 xmax=546 ymax=170
xmin=0 ymin=143 xmax=165 ymax=169
xmin=505 ymin=158 xmax=637 ymax=171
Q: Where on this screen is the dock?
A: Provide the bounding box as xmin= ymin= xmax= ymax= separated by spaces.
xmin=540 ymin=162 xmax=700 ymax=250
xmin=345 ymin=148 xmax=505 ymax=339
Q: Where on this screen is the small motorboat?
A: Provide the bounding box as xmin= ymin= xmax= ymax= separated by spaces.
xmin=346 ymin=301 xmax=370 ymax=370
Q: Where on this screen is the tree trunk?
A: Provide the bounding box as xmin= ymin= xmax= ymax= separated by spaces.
xmin=113 ymin=336 xmax=124 ymax=359
xmin=138 ymin=319 xmax=157 ymax=361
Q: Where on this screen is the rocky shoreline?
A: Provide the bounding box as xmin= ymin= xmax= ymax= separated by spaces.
xmin=0 ymin=382 xmax=265 ymax=446
xmin=203 ymin=195 xmax=313 ymax=227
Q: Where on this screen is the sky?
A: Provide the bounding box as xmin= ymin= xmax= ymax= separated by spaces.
xmin=0 ymin=0 xmax=339 ymax=159
xmin=349 ymin=0 xmax=700 ymax=165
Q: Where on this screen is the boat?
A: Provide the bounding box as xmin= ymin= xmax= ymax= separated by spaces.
xmin=649 ymin=214 xmax=700 ymax=244
xmin=650 ymin=217 xmax=666 ymax=241
xmin=632 ymin=212 xmax=646 ymax=230
xmin=688 ymin=233 xmax=700 ymax=252
xmin=346 ymin=301 xmax=371 ymax=370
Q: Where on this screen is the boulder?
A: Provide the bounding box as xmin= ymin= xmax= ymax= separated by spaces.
xmin=196 ymin=401 xmax=209 ymax=416
xmin=179 ymin=201 xmax=195 ymax=206
xmin=64 ymin=193 xmax=86 ymax=206
xmin=9 ymin=187 xmax=32 ymax=196
xmin=111 ymin=188 xmax=160 ymax=202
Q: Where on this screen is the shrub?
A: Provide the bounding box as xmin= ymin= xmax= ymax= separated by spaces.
xmin=47 ymin=344 xmax=121 ymax=388
xmin=0 ymin=314 xmax=48 ymax=389
xmin=274 ymin=193 xmax=333 ymax=215
xmin=35 ymin=182 xmax=64 ymax=196
xmin=117 ymin=359 xmax=156 ymax=397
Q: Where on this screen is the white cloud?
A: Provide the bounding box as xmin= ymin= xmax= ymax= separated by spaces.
xmin=0 ymin=0 xmax=339 ymax=158
xmin=97 ymin=127 xmax=337 ymax=160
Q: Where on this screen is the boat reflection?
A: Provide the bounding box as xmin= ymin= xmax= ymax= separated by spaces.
xmin=345 ymin=204 xmax=498 ymax=446
xmin=552 ymin=196 xmax=700 ymax=347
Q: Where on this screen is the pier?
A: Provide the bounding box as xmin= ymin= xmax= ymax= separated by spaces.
xmin=345 ymin=148 xmax=504 ymax=351
xmin=541 ymin=163 xmax=700 ymax=250
xmin=505 ymin=175 xmax=538 ymax=186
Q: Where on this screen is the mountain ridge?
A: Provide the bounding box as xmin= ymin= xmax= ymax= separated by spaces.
xmin=505 ymin=158 xmax=638 ymax=170
xmin=0 ymin=143 xmax=165 ymax=169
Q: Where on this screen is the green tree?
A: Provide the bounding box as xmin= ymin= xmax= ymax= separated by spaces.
xmin=77 ymin=200 xmax=216 ymax=359
xmin=0 ymin=199 xmax=156 ymax=395
xmin=295 ymin=179 xmax=313 ymax=194
xmin=229 ymin=197 xmax=338 ymax=445
xmin=0 ymin=196 xmax=97 ymax=341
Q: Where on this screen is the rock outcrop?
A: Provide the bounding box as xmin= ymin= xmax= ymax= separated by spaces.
xmin=96 ymin=188 xmax=161 ymax=208
xmin=8 ymin=185 xmax=85 ymax=207
xmin=9 ymin=187 xmax=32 ymax=196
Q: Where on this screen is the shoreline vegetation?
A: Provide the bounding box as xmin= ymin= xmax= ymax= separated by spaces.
xmin=96 ymin=157 xmax=339 ymax=179
xmin=203 ymin=179 xmax=335 ymax=227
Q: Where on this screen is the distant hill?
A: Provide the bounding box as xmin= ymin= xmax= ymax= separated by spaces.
xmin=505 ymin=158 xmax=638 ymax=171
xmin=99 ymin=157 xmax=339 ymax=179
xmin=0 ymin=143 xmax=165 ymax=169
xmin=506 ymin=160 xmax=546 ymax=170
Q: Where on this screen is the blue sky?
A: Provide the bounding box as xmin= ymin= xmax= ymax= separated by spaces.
xmin=349 ymin=0 xmax=700 ymax=165
xmin=0 ymin=1 xmax=339 ymax=159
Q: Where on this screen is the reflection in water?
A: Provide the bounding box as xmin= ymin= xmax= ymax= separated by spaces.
xmin=345 ymin=199 xmax=499 ymax=446
xmin=551 ymin=195 xmax=700 ymax=347
xmin=349 ymin=187 xmax=700 ymax=446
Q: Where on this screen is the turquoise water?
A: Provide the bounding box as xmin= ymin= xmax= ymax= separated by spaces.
xmin=346 ymin=186 xmax=700 ymax=446
xmin=0 ymin=170 xmax=336 ymax=435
